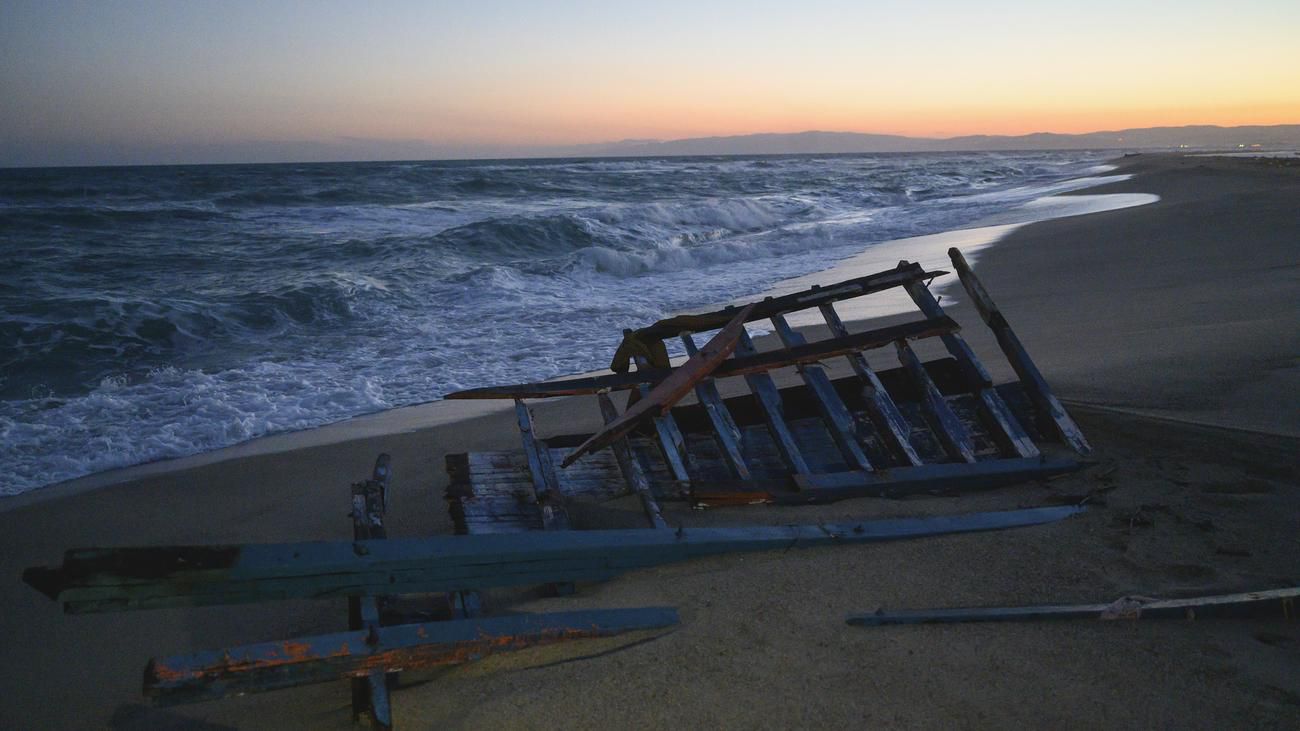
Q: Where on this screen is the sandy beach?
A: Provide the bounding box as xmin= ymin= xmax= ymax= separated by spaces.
xmin=2 ymin=154 xmax=1297 ymax=729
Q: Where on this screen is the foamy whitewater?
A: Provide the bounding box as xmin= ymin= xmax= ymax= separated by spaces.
xmin=0 ymin=152 xmax=1113 ymax=495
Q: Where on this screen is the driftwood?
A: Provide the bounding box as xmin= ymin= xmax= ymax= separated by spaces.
xmin=847 ymin=587 xmax=1299 ymax=626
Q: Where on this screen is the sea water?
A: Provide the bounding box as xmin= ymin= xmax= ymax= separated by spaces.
xmin=0 ymin=151 xmax=1112 ymax=495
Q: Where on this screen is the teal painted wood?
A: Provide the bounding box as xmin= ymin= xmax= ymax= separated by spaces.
xmin=349 ymin=455 xmax=392 ymax=729
xmin=847 ymin=587 xmax=1300 ymax=626
xmin=894 ymin=341 xmax=977 ymax=463
xmin=948 ymin=248 xmax=1091 ymax=455
xmin=632 ymin=355 xmax=693 ymax=488
xmin=733 ymin=329 xmax=811 ymax=475
xmin=27 ymin=507 xmax=1083 ymax=612
xmin=898 ymin=267 xmax=1039 ymax=460
xmin=145 ymin=607 xmax=681 ymax=705
xmin=597 ymin=393 xmax=670 ymax=529
xmin=770 ymin=314 xmax=874 ymax=472
xmin=816 ymin=303 xmax=924 ymax=467
xmin=445 ymin=316 xmax=958 ymax=400
xmin=515 ymin=400 xmax=571 ymax=531
xmin=680 ymin=334 xmax=751 ymax=480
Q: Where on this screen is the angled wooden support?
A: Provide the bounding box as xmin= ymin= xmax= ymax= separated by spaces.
xmin=597 ymin=393 xmax=670 ymax=529
xmin=680 ymin=334 xmax=751 ymax=480
xmin=817 ymin=303 xmax=923 ymax=467
xmin=145 ymin=607 xmax=682 ymax=705
xmin=899 ymin=262 xmax=1038 ymax=459
xmin=563 ymin=303 xmax=755 ymax=467
xmin=349 ymin=455 xmax=393 ymax=730
xmin=847 ymin=587 xmax=1300 ymax=626
xmin=948 ymin=248 xmax=1091 ymax=455
xmin=770 ymin=314 xmax=874 ymax=472
xmin=733 ymin=329 xmax=811 ymax=475
xmin=446 ymin=315 xmax=958 ymax=401
xmin=894 ymin=341 xmax=977 ymax=463
xmin=25 ymin=507 xmax=1085 ymax=612
xmin=632 ymin=354 xmax=693 ymax=490
xmin=515 ymin=400 xmax=571 ymax=531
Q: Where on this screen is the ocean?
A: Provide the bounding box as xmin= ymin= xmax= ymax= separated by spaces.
xmin=0 ymin=151 xmax=1112 ymax=495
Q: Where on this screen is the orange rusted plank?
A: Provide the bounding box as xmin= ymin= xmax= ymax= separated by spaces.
xmin=561 ymin=303 xmax=755 ymax=467
xmin=145 ymin=607 xmax=680 ymax=705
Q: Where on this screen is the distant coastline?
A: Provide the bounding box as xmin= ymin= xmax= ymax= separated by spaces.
xmin=4 ymin=124 xmax=1298 ymax=169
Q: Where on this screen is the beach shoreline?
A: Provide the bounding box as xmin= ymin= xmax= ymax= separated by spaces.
xmin=2 ymin=153 xmax=1297 ymax=729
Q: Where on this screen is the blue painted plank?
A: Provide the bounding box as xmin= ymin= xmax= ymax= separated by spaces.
xmin=632 ymin=355 xmax=693 ymax=489
xmin=847 ymin=587 xmax=1300 ymax=626
xmin=899 ymin=267 xmax=1039 ymax=459
xmin=770 ymin=314 xmax=875 ymax=472
xmin=894 ymin=341 xmax=977 ymax=463
xmin=28 ymin=507 xmax=1084 ymax=612
xmin=680 ymin=334 xmax=751 ymax=479
xmin=145 ymin=607 xmax=681 ymax=705
xmin=817 ymin=303 xmax=924 ymax=467
xmin=597 ymin=392 xmax=670 ymax=529
xmin=515 ymin=400 xmax=571 ymax=531
xmin=733 ymin=329 xmax=811 ymax=475
xmin=948 ymin=248 xmax=1091 ymax=455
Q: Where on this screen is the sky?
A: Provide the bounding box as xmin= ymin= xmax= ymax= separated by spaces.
xmin=2 ymin=0 xmax=1298 ymax=166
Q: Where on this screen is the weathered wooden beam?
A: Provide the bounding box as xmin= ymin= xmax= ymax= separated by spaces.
xmin=145 ymin=607 xmax=681 ymax=705
xmin=817 ymin=303 xmax=923 ymax=467
xmin=562 ymin=304 xmax=755 ymax=467
xmin=25 ymin=507 xmax=1084 ymax=613
xmin=632 ymin=355 xmax=693 ymax=489
xmin=732 ymin=329 xmax=811 ymax=475
xmin=899 ymin=262 xmax=1039 ymax=459
xmin=445 ymin=316 xmax=958 ymax=400
xmin=846 ymin=587 xmax=1300 ymax=626
xmin=680 ymin=334 xmax=751 ymax=480
xmin=632 ymin=262 xmax=945 ymax=340
xmin=348 ymin=455 xmax=393 ymax=729
xmin=515 ymin=400 xmax=571 ymax=531
xmin=597 ymin=393 xmax=670 ymax=529
xmin=691 ymin=456 xmax=1083 ymax=505
xmin=948 ymin=248 xmax=1091 ymax=455
xmin=894 ymin=340 xmax=977 ymax=463
xmin=770 ymin=314 xmax=875 ymax=472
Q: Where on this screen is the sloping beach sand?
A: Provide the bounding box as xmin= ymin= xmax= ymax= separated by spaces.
xmin=1 ymin=154 xmax=1296 ymax=729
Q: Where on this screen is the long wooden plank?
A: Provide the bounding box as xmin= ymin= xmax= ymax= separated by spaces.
xmin=899 ymin=264 xmax=1039 ymax=459
xmin=633 ymin=262 xmax=944 ymax=340
xmin=770 ymin=314 xmax=874 ymax=472
xmin=846 ymin=587 xmax=1300 ymax=626
xmin=445 ymin=315 xmax=958 ymax=400
xmin=733 ymin=329 xmax=811 ymax=475
xmin=948 ymin=248 xmax=1091 ymax=454
xmin=145 ymin=608 xmax=681 ymax=705
xmin=597 ymin=393 xmax=670 ymax=529
xmin=25 ymin=507 xmax=1084 ymax=612
xmin=680 ymin=334 xmax=751 ymax=479
xmin=562 ymin=304 xmax=755 ymax=467
xmin=895 ymin=340 xmax=977 ymax=463
xmin=515 ymin=400 xmax=570 ymax=531
xmin=817 ymin=303 xmax=924 ymax=466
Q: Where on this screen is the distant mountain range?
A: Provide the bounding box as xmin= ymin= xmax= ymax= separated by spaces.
xmin=5 ymin=124 xmax=1298 ymax=168
xmin=553 ymin=125 xmax=1300 ymax=158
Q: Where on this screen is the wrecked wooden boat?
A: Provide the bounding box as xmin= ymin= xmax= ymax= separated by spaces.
xmin=444 ymin=248 xmax=1092 ymax=536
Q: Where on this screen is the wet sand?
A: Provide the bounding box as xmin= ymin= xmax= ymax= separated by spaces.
xmin=1 ymin=154 xmax=1297 ymax=729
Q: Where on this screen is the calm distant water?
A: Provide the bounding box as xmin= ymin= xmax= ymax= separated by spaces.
xmin=0 ymin=151 xmax=1109 ymax=495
